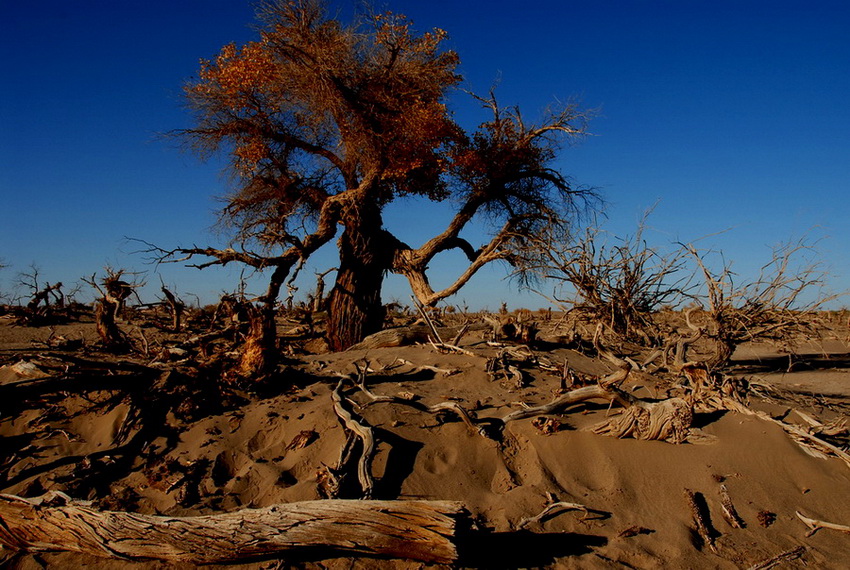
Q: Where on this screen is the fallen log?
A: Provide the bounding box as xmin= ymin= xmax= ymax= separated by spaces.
xmin=0 ymin=492 xmax=467 ymax=564
xmin=348 ymin=323 xmax=487 ymax=351
xmin=347 ymin=326 xmax=433 ymax=350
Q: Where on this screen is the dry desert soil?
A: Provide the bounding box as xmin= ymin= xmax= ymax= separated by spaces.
xmin=1 ymin=309 xmax=848 ymax=569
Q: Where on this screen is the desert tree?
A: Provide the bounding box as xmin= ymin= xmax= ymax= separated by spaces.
xmin=513 ymin=212 xmax=691 ymax=344
xmin=0 ymin=259 xmax=6 ymax=306
xmin=83 ymin=268 xmax=143 ymax=351
xmin=683 ymin=237 xmax=836 ymax=370
xmin=159 ymin=280 xmax=186 ymax=332
xmin=14 ymin=264 xmax=65 ymax=324
xmin=154 ymin=0 xmax=595 ymax=369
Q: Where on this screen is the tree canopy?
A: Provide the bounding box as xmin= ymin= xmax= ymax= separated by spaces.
xmin=171 ymin=0 xmax=596 ymax=356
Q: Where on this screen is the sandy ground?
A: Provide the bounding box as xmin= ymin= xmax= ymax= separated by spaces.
xmin=1 ymin=313 xmax=848 ymax=568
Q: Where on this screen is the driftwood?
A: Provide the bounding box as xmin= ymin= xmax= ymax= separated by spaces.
xmin=722 ymin=398 xmax=850 ymax=470
xmin=747 ymin=546 xmax=807 ymax=570
xmin=331 ymin=378 xmax=376 ymax=497
xmin=382 ymin=358 xmax=460 ymax=376
xmin=796 ymin=511 xmax=850 ymax=537
xmin=349 ymin=325 xmax=434 ymax=350
xmin=349 ymin=301 xmax=493 ymax=354
xmin=496 ymin=359 xmax=697 ymax=444
xmin=354 ymin=374 xmax=485 ymax=435
xmin=516 ymin=493 xmax=608 ymax=530
xmin=591 ymin=397 xmax=694 ymax=444
xmin=0 ymin=492 xmax=466 ymax=564
xmin=685 ymin=489 xmax=718 ymax=554
xmin=346 ymin=324 xmax=482 ymax=351
xmin=499 ymin=384 xmax=622 ymax=424
xmin=718 ymin=484 xmax=745 ymax=529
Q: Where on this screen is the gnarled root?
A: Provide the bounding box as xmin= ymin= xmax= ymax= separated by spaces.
xmin=591 ymin=397 xmax=693 ymax=443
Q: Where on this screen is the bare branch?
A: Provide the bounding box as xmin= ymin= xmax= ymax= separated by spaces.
xmin=682 ymin=235 xmax=838 ymax=369
xmin=513 ymin=210 xmax=693 ymax=344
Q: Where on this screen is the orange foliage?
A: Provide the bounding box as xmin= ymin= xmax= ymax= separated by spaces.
xmin=196 ymin=41 xmax=277 ymax=102
xmin=186 ymin=2 xmax=461 ymax=194
xmin=233 ymin=138 xmax=270 ymax=177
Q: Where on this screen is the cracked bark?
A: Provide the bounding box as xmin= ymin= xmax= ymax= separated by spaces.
xmin=0 ymin=492 xmax=467 ymax=564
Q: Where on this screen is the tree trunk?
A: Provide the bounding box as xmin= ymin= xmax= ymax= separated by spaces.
xmin=0 ymin=492 xmax=467 ymax=565
xmin=94 ymin=297 xmax=127 ymax=351
xmin=160 ymin=286 xmax=184 ymax=332
xmin=238 ymin=264 xmax=291 ymax=377
xmin=326 ymin=203 xmax=390 ymax=351
xmin=238 ymin=304 xmax=278 ymax=377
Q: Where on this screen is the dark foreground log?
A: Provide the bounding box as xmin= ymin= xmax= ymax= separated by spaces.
xmin=0 ymin=492 xmax=467 ymax=564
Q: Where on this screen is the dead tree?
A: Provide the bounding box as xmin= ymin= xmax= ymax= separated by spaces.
xmin=160 ymin=284 xmax=185 ymax=332
xmin=83 ymin=270 xmax=140 ymax=351
xmin=103 ymin=273 xmax=137 ymax=321
xmin=94 ymin=299 xmax=126 ymax=349
xmin=238 ymin=302 xmax=279 ymax=377
xmin=684 ymin=237 xmax=836 ymax=370
xmin=513 ymin=211 xmax=691 ymax=345
xmin=15 ymin=265 xmax=66 ymax=324
xmin=210 ymin=293 xmax=241 ymax=330
xmin=311 ymin=267 xmax=336 ymax=313
xmin=26 ymin=282 xmax=64 ymax=313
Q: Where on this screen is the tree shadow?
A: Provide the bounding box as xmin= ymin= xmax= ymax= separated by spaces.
xmin=0 ymin=365 xmax=192 ymax=497
xmin=729 ymin=352 xmax=850 ymax=374
xmin=371 ymin=426 xmax=424 ymax=500
xmin=691 ymin=409 xmax=727 ymax=429
xmin=457 ymin=529 xmax=608 ymax=568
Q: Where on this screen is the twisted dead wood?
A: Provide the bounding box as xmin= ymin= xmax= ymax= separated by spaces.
xmin=718 ymin=484 xmax=745 ymax=529
xmin=331 ymin=379 xmax=376 ymax=497
xmin=796 ymin=511 xmax=850 ymax=536
xmin=0 ymin=492 xmax=467 ymax=564
xmin=347 ymin=324 xmax=486 ymax=351
xmin=721 ymin=397 xmax=850 ymax=470
xmin=747 ymin=546 xmax=806 ymax=570
xmin=591 ymin=397 xmax=694 ymax=444
xmin=685 ymin=489 xmax=718 ymax=554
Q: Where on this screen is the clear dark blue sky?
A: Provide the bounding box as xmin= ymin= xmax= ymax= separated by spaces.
xmin=2 ymin=1 xmax=848 ymax=308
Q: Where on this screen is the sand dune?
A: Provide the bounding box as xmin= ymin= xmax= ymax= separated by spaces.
xmin=1 ymin=315 xmax=848 ymax=568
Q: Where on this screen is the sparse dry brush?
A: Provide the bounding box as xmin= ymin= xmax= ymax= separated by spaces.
xmin=513 ymin=212 xmax=691 ymax=345
xmin=511 ymin=209 xmax=836 ymax=375
xmin=683 ymin=237 xmax=836 ymax=370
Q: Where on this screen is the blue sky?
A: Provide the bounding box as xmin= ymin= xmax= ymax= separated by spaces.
xmin=2 ymin=1 xmax=848 ymax=309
